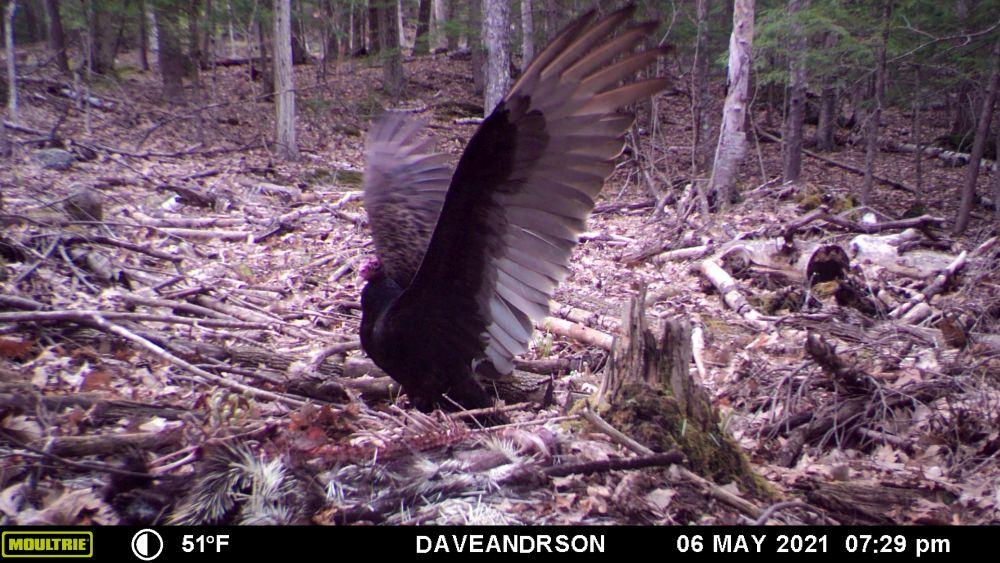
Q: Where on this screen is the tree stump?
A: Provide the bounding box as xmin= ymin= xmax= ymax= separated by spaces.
xmin=600 ymin=284 xmax=769 ymax=496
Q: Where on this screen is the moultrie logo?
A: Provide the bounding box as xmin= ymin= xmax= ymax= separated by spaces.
xmin=2 ymin=531 xmax=94 ymax=558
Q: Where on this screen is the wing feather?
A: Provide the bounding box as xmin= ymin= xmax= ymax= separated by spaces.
xmin=389 ymin=5 xmax=668 ymax=380
xmin=363 ymin=112 xmax=452 ymax=285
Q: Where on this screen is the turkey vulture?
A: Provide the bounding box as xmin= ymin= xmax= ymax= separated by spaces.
xmin=360 ymin=5 xmax=668 ymax=418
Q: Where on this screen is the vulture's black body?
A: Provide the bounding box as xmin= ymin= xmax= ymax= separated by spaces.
xmin=359 ymin=5 xmax=668 ymax=417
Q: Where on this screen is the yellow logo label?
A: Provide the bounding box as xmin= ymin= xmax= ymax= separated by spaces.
xmin=2 ymin=531 xmax=93 ymax=558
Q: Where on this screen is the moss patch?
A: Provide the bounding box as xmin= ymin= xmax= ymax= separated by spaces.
xmin=603 ymin=382 xmax=773 ymax=498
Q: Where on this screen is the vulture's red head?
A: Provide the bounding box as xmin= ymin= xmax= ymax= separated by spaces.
xmin=358 ymin=256 xmax=383 ymax=281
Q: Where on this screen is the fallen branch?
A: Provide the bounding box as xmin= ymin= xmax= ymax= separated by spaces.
xmin=41 ymin=430 xmax=182 ymax=458
xmin=550 ymin=301 xmax=619 ymax=331
xmin=805 ymin=333 xmax=875 ymax=394
xmin=62 ymin=235 xmax=183 ymax=263
xmin=889 ymin=251 xmax=967 ymax=319
xmin=652 ymin=244 xmax=712 ymax=265
xmin=541 ymin=316 xmax=614 ymax=350
xmin=696 ymin=259 xmax=768 ymax=327
xmin=87 ymin=314 xmax=308 ymax=407
xmin=0 ymin=309 xmax=272 ymax=330
xmin=594 ymin=199 xmax=656 ymax=214
xmin=580 ymin=407 xmax=654 ymax=455
xmin=782 ymin=205 xmax=944 ymax=238
xmin=544 ymin=451 xmax=685 ymax=477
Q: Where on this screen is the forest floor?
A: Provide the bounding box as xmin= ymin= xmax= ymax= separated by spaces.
xmin=1 ymin=47 xmax=998 ymax=526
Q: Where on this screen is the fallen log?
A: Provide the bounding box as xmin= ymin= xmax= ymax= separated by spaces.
xmin=717 ymin=239 xmax=850 ymax=285
xmin=696 ymin=259 xmax=768 ymax=327
xmin=541 ymin=316 xmax=614 ymax=350
xmin=880 ymin=138 xmax=994 ymax=169
xmin=757 ymin=129 xmax=917 ymax=193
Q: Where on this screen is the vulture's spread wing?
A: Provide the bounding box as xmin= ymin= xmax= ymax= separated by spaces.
xmin=386 ymin=5 xmax=668 ymax=381
xmin=363 ymin=113 xmax=452 ymax=285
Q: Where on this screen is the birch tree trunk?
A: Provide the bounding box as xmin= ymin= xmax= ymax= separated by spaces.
xmin=521 ymin=0 xmax=533 ymax=63
xmin=273 ymin=0 xmax=298 ymax=159
xmin=483 ymin=0 xmax=511 ymax=116
xmin=782 ymin=0 xmax=809 ymax=184
xmin=352 ymin=3 xmax=365 ymax=54
xmin=954 ymin=37 xmax=999 ymax=233
xmin=862 ymin=0 xmax=891 ymax=205
xmin=45 ymin=0 xmax=69 ymax=73
xmin=433 ymin=0 xmax=446 ymax=51
xmin=707 ymin=0 xmax=755 ymax=210
xmin=4 ymin=0 xmax=16 ymax=123
xmin=153 ymin=0 xmax=185 ymax=102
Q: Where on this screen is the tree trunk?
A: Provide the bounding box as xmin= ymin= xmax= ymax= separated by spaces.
xmin=433 ymin=0 xmax=446 ymax=51
xmin=782 ymin=0 xmax=809 ymax=184
xmin=954 ymin=38 xmax=999 ymax=234
xmin=707 ymin=0 xmax=755 ymax=210
xmin=691 ymin=0 xmax=712 ymax=175
xmin=520 ymin=0 xmax=533 ymax=63
xmin=0 ymin=118 xmax=10 ymax=158
xmin=369 ymin=1 xmax=380 ymax=55
xmin=482 ymin=0 xmax=510 ymax=116
xmin=949 ymin=0 xmax=974 ymax=139
xmin=273 ymin=0 xmax=298 ymax=159
xmin=88 ymin=0 xmax=117 ymax=74
xmin=414 ymin=0 xmax=431 ymax=55
xmin=138 ymin=0 xmax=150 ymax=71
xmin=397 ymin=0 xmax=403 ymax=48
xmin=44 ymin=0 xmax=69 ymax=73
xmin=912 ymin=69 xmax=924 ymax=206
xmin=377 ymin=0 xmax=403 ymax=97
xmin=153 ymin=0 xmax=185 ymax=102
xmin=816 ymin=86 xmax=836 ymax=150
xmin=201 ymin=0 xmax=214 ymax=62
xmin=187 ymin=0 xmax=203 ymax=75
xmin=445 ymin=0 xmax=458 ymax=51
xmin=4 ymin=0 xmax=17 ymax=123
xmin=545 ymin=0 xmax=559 ymax=43
xmin=352 ymin=3 xmax=365 ymax=55
xmin=253 ymin=13 xmax=274 ymax=97
xmin=226 ymin=0 xmax=236 ymax=57
xmin=994 ymin=124 xmax=1000 ymax=225
xmin=20 ymin=0 xmax=42 ymax=42
xmin=321 ymin=0 xmax=339 ymax=72
xmin=148 ymin=5 xmax=158 ymax=54
xmin=862 ymin=0 xmax=891 ymax=206
xmin=468 ymin=0 xmax=485 ymax=95
xmin=290 ymin=6 xmax=309 ymax=64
